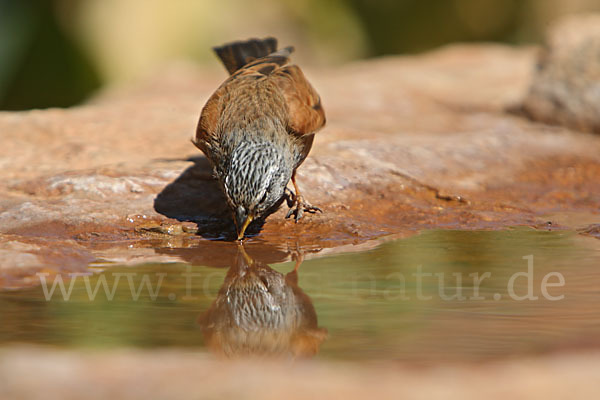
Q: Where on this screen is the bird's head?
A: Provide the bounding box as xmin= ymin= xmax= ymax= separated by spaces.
xmin=222 ymin=141 xmax=292 ymax=240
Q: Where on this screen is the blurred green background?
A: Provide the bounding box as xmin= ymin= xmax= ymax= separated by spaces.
xmin=1 ymin=0 xmax=600 ymax=110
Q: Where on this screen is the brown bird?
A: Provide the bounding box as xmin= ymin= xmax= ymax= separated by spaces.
xmin=193 ymin=37 xmax=326 ymax=240
xmin=198 ymin=244 xmax=327 ymax=358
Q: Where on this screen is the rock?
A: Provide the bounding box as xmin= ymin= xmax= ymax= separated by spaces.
xmin=1 ymin=43 xmax=600 ymax=287
xmin=522 ymin=14 xmax=600 ymax=133
xmin=1 ymin=346 xmax=600 ymax=400
xmin=580 ymin=224 xmax=600 ymax=239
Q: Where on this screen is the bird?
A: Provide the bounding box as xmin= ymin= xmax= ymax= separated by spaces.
xmin=198 ymin=244 xmax=327 ymax=358
xmin=193 ymin=37 xmax=326 ymax=240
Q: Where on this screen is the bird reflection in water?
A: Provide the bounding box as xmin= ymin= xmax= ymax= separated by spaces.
xmin=198 ymin=245 xmax=327 ymax=358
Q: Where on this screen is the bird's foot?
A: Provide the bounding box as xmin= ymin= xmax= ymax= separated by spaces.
xmin=285 ymin=189 xmax=322 ymax=222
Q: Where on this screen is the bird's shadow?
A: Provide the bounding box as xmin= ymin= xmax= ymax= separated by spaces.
xmin=153 ymin=156 xmax=281 ymax=240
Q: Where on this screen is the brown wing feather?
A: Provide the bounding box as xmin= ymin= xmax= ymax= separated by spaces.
xmin=194 ymin=85 xmax=223 ymax=157
xmin=194 ymin=68 xmax=263 ymax=157
xmin=270 ymin=65 xmax=325 ymax=135
xmin=194 ymin=48 xmax=325 ymax=160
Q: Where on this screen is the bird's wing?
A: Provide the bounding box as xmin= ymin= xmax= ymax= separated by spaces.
xmin=269 ymin=65 xmax=326 ymax=136
xmin=194 ymin=48 xmax=325 ymax=155
xmin=194 ymin=84 xmax=223 ymax=156
xmin=194 ymin=67 xmax=272 ymax=156
xmin=230 ymin=49 xmax=326 ymax=136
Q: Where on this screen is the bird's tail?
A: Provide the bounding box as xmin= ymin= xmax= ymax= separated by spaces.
xmin=213 ymin=37 xmax=290 ymax=75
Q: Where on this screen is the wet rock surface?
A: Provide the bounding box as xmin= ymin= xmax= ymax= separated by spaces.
xmin=1 ymin=43 xmax=600 ymax=287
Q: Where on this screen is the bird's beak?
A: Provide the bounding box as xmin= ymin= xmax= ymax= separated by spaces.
xmin=236 ymin=215 xmax=253 ymax=240
xmin=236 ymin=241 xmax=253 ymax=266
xmin=235 ymin=206 xmax=253 ymax=241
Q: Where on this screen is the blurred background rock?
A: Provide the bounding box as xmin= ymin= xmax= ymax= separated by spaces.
xmin=1 ymin=0 xmax=600 ymax=110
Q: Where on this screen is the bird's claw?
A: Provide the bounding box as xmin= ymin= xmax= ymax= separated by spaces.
xmin=285 ymin=194 xmax=322 ymax=222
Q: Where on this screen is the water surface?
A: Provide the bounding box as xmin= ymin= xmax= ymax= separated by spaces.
xmin=1 ymin=228 xmax=599 ymax=362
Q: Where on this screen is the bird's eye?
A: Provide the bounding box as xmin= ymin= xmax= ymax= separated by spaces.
xmin=259 ymin=191 xmax=268 ymax=204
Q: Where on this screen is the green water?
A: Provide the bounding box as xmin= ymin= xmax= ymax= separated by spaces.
xmin=1 ymin=228 xmax=599 ymax=362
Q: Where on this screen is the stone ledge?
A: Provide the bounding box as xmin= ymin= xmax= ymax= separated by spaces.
xmin=1 ymin=43 xmax=599 ymax=287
